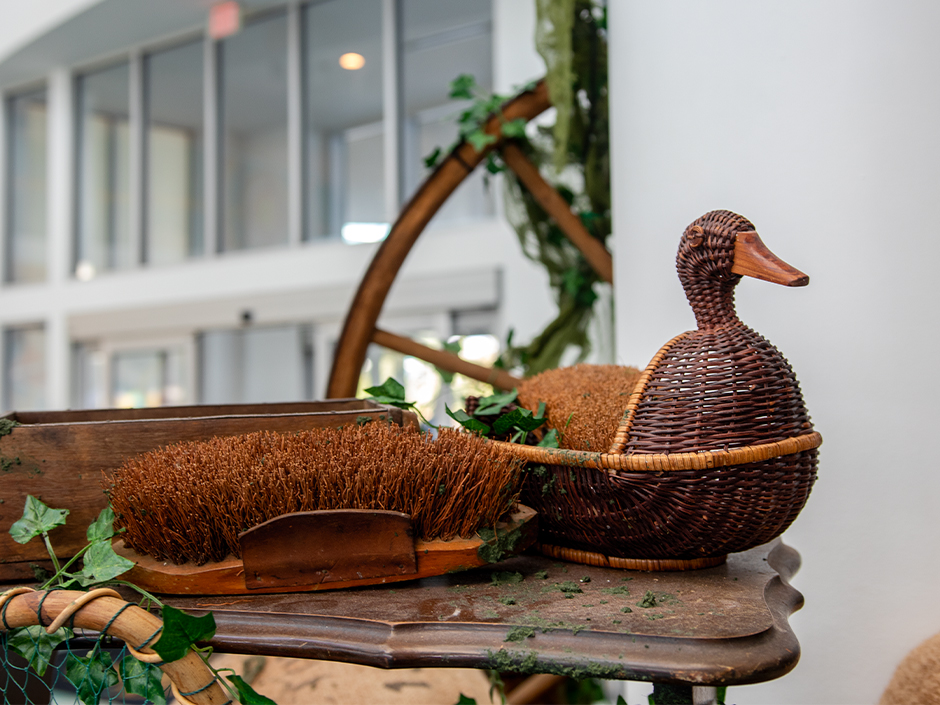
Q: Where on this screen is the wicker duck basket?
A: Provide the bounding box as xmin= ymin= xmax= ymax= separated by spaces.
xmin=492 ymin=211 xmax=823 ymax=570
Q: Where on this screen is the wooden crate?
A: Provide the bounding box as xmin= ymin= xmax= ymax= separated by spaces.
xmin=0 ymin=399 xmax=416 ymax=582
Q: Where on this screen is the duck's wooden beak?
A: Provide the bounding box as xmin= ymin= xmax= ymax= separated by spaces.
xmin=731 ymin=231 xmax=809 ymax=287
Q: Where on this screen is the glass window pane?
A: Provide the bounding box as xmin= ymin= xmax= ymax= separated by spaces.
xmin=146 ymin=39 xmax=204 ymax=265
xmin=304 ymin=0 xmax=384 ymax=240
xmin=111 ymin=347 xmax=187 ymax=408
xmin=200 ymin=325 xmax=308 ymax=404
xmin=3 ymin=325 xmax=46 ymax=411
xmin=76 ymin=62 xmax=132 ymax=278
xmin=7 ymin=89 xmax=47 ymax=283
xmin=221 ymin=12 xmax=289 ymax=251
xmin=403 ymin=0 xmax=494 ymax=224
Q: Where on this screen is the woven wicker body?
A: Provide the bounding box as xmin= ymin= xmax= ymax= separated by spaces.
xmin=497 ymin=211 xmax=821 ymax=568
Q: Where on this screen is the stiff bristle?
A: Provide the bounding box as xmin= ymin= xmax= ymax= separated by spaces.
xmin=105 ymin=423 xmax=521 ymax=566
xmin=517 ymin=364 xmax=643 ymax=452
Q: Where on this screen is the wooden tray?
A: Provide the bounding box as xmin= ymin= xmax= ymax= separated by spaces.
xmin=114 ymin=505 xmax=538 ymax=595
xmin=0 ymin=400 xmax=417 ymax=582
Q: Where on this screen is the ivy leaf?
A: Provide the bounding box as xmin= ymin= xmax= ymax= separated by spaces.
xmin=79 ymin=540 xmax=135 ymax=586
xmin=423 ymin=147 xmax=441 ymax=170
xmin=434 ymin=340 xmax=462 ymax=384
xmin=467 ymin=130 xmax=497 ymax=153
xmin=65 ymin=649 xmax=120 ymax=705
xmin=86 ymin=506 xmax=117 ymax=543
xmin=449 ymin=73 xmax=476 ymax=100
xmin=119 ymin=655 xmax=167 ymax=705
xmin=153 ymin=605 xmax=216 ymax=663
xmin=501 ymin=118 xmax=527 ymax=139
xmin=445 ymin=405 xmax=491 ymax=434
xmin=456 ymin=695 xmax=478 ymax=705
xmin=484 ymin=154 xmax=504 ymax=175
xmin=474 ymin=389 xmax=518 ymax=417
xmin=227 ymin=674 xmax=277 ymax=705
xmin=538 ymin=429 xmax=560 ymax=448
xmin=364 ymin=377 xmax=406 ymax=403
xmin=7 ymin=625 xmax=73 ymax=677
xmin=9 ymin=495 xmax=69 ymax=544
xmin=365 ymin=378 xmax=420 ymax=413
xmin=492 ymin=408 xmax=547 ymax=436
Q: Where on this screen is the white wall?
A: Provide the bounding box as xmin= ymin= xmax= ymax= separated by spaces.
xmin=610 ymin=2 xmax=940 ymax=703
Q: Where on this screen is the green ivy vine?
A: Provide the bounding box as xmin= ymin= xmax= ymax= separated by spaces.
xmin=426 ymin=0 xmax=610 ymax=378
xmin=4 ymin=495 xmax=276 ymax=705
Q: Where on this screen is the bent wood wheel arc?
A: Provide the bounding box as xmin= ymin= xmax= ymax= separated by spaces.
xmin=326 ymin=79 xmax=614 ymax=399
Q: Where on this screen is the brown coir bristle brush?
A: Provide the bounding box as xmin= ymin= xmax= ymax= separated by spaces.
xmin=517 ymin=363 xmax=643 ymax=452
xmin=105 ymin=423 xmax=521 ymax=566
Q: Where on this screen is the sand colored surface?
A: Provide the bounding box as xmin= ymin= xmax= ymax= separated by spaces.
xmin=207 ymin=653 xmax=495 ymax=705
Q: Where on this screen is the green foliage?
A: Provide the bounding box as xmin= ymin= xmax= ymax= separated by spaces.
xmin=9 ymin=495 xmax=69 ymax=544
xmin=6 ymin=495 xmax=280 ymax=705
xmin=365 ymin=377 xmax=434 ymax=428
xmin=477 ymin=526 xmax=523 ymax=564
xmin=65 ymin=648 xmax=120 ymax=705
xmin=437 ymin=339 xmax=463 ymax=383
xmin=538 ymin=428 xmax=560 ymax=448
xmin=153 ymin=605 xmax=217 ymax=662
xmin=228 ymin=674 xmax=278 ymax=705
xmin=500 ymin=0 xmax=611 ymax=375
xmin=79 ymin=540 xmax=135 ymax=586
xmin=474 ymin=389 xmax=519 ymax=416
xmin=364 ymin=377 xmax=408 ymax=406
xmin=85 ymin=505 xmax=119 ymax=543
xmin=119 ymin=654 xmax=167 ymax=705
xmin=446 ymin=405 xmax=491 ymax=434
xmin=455 ymin=695 xmax=478 ymax=705
xmin=447 ymin=389 xmax=548 ymax=443
xmin=565 ymin=677 xmax=606 ymax=704
xmin=6 ymin=624 xmax=73 ymax=677
xmin=504 ymin=626 xmax=536 ymax=642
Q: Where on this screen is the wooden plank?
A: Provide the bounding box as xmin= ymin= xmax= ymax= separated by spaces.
xmin=109 ymin=504 xmax=538 ymax=595
xmin=373 ymin=329 xmax=522 ymax=391
xmin=500 ymin=142 xmax=614 ymax=284
xmin=240 ymin=510 xmax=417 ymax=590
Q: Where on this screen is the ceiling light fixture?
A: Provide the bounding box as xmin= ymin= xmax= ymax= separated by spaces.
xmin=339 ymin=52 xmax=366 ymax=70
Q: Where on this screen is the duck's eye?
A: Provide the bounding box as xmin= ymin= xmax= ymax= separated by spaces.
xmin=688 ymin=226 xmax=704 ymax=248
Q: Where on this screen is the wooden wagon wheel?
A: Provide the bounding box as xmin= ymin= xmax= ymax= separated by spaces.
xmin=326 ymin=80 xmax=614 ymax=399
xmin=0 ymin=587 xmax=228 ymax=705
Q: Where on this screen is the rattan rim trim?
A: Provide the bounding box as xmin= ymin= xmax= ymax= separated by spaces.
xmin=537 ymin=544 xmax=727 ymax=571
xmin=491 ymin=430 xmax=822 ymax=473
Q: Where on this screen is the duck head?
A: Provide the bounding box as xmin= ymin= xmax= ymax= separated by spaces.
xmin=678 ymin=210 xmax=808 ymax=330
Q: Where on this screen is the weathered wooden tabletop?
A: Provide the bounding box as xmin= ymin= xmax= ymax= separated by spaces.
xmin=163 ymin=539 xmax=803 ymax=687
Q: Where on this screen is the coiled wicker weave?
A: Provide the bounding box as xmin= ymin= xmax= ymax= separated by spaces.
xmin=494 ymin=211 xmax=822 ymax=570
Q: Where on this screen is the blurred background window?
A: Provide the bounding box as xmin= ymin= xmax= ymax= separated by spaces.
xmin=111 ymin=347 xmax=187 ymax=408
xmin=304 ymin=0 xmax=384 ymax=241
xmin=221 ymin=10 xmax=289 ymax=252
xmin=75 ymin=61 xmax=132 ymax=278
xmin=199 ymin=324 xmax=312 ymax=404
xmin=145 ymin=38 xmax=204 ymax=265
xmin=72 ymin=340 xmax=190 ymax=409
xmin=403 ymin=0 xmax=493 ymax=225
xmin=5 ymin=88 xmax=47 ymax=284
xmin=2 ymin=324 xmax=46 ymax=411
